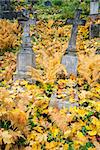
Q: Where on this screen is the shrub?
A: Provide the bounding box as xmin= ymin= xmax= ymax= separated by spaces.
xmin=0 ymin=19 xmax=21 ymax=55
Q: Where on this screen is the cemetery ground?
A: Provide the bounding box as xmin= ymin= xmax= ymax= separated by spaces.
xmin=0 ymin=6 xmax=100 ymax=150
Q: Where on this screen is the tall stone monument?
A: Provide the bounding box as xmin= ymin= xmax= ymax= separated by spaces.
xmin=15 ymin=9 xmax=36 ymax=81
xmin=49 ymin=9 xmax=86 ymax=110
xmin=0 ymin=0 xmax=36 ymax=81
xmin=61 ymin=9 xmax=86 ymax=76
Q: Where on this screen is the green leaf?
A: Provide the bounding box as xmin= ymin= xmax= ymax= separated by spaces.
xmin=81 ymin=126 xmax=87 ymax=136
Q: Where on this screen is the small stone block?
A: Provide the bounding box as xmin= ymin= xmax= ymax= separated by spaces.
xmin=49 ymin=93 xmax=78 ymax=110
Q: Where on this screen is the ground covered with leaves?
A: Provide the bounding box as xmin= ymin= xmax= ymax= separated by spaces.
xmin=0 ymin=2 xmax=100 ymax=149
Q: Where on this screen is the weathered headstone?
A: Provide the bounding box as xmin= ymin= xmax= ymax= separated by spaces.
xmin=90 ymin=0 xmax=100 ymax=38
xmin=14 ymin=9 xmax=36 ymax=81
xmin=62 ymin=9 xmax=86 ymax=76
xmin=90 ymin=0 xmax=99 ymax=15
xmin=0 ymin=1 xmax=36 ymax=81
xmin=50 ymin=9 xmax=86 ymax=109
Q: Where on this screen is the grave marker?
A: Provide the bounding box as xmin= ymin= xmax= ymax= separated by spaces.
xmin=14 ymin=9 xmax=36 ymax=81
xmin=0 ymin=0 xmax=36 ymax=81
xmin=62 ymin=9 xmax=86 ymax=76
xmin=50 ymin=9 xmax=86 ymax=110
xmin=90 ymin=0 xmax=99 ymax=15
xmin=90 ymin=0 xmax=100 ymax=38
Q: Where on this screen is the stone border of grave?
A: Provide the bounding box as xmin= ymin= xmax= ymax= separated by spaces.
xmin=49 ymin=92 xmax=79 ymax=110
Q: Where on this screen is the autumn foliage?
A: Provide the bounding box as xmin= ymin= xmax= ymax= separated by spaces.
xmin=0 ymin=14 xmax=100 ymax=150
xmin=0 ymin=19 xmax=21 ymax=53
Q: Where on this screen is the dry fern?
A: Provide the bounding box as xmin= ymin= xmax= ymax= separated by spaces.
xmin=48 ymin=108 xmax=68 ymax=132
xmin=78 ymin=54 xmax=100 ymax=85
xmin=0 ymin=19 xmax=21 ymax=52
xmin=28 ymin=51 xmax=67 ymax=84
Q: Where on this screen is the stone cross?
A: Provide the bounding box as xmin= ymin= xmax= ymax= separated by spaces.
xmin=89 ymin=0 xmax=100 ymax=38
xmin=14 ymin=9 xmax=36 ymax=81
xmin=62 ymin=9 xmax=86 ymax=76
xmin=0 ymin=0 xmax=36 ymax=81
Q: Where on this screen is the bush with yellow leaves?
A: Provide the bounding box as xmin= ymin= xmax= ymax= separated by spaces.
xmin=78 ymin=54 xmax=100 ymax=85
xmin=0 ymin=19 xmax=21 ymax=53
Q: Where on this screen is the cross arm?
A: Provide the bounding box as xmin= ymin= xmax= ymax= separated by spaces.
xmin=65 ymin=18 xmax=86 ymax=26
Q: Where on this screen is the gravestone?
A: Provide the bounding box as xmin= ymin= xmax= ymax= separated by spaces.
xmin=44 ymin=1 xmax=52 ymax=6
xmin=14 ymin=9 xmax=36 ymax=81
xmin=90 ymin=0 xmax=100 ymax=38
xmin=90 ymin=0 xmax=99 ymax=15
xmin=0 ymin=0 xmax=36 ymax=81
xmin=50 ymin=9 xmax=86 ymax=109
xmin=62 ymin=9 xmax=86 ymax=76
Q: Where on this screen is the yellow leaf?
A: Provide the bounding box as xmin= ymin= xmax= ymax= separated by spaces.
xmin=64 ymin=143 xmax=69 ymax=150
xmin=33 ymin=126 xmax=43 ymax=133
xmin=64 ymin=129 xmax=71 ymax=138
xmin=88 ymin=148 xmax=96 ymax=150
xmin=95 ymin=102 xmax=100 ymax=112
xmin=32 ymin=142 xmax=39 ymax=150
xmin=77 ymin=132 xmax=85 ymax=139
xmin=92 ymin=116 xmax=100 ymax=127
xmin=19 ymin=80 xmax=27 ymax=86
xmin=53 ymin=128 xmax=59 ymax=137
xmin=88 ymin=130 xmax=97 ymax=136
xmin=45 ymin=141 xmax=57 ymax=149
xmin=47 ymin=20 xmax=54 ymax=28
xmin=2 ymin=131 xmax=13 ymax=144
xmin=10 ymin=109 xmax=27 ymax=126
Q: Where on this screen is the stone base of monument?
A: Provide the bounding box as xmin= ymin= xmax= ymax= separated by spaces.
xmin=61 ymin=54 xmax=78 ymax=76
xmin=49 ymin=93 xmax=78 ymax=110
xmin=90 ymin=24 xmax=100 ymax=39
xmin=14 ymin=73 xmax=35 ymax=83
xmin=14 ymin=49 xmax=35 ymax=83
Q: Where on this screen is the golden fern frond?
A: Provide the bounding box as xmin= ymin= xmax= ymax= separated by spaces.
xmin=28 ymin=67 xmax=44 ymax=83
xmin=0 ymin=19 xmax=21 ymax=51
xmin=78 ymin=54 xmax=100 ymax=84
xmin=49 ymin=109 xmax=68 ymax=132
